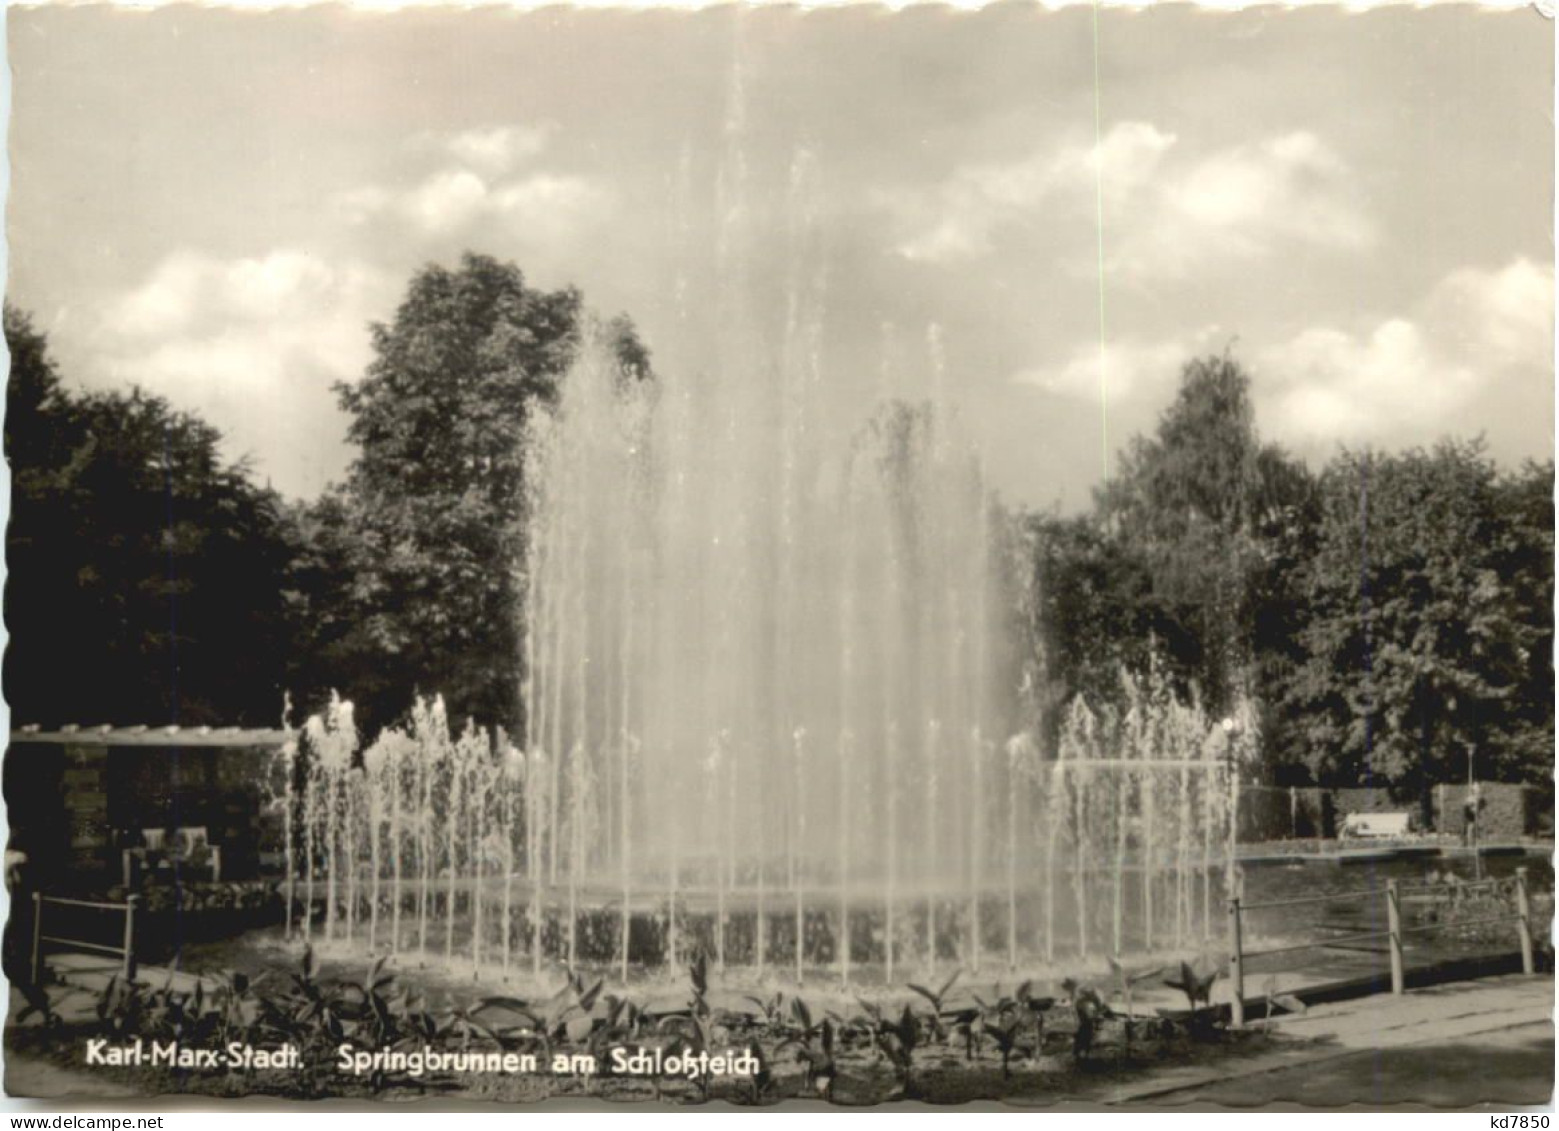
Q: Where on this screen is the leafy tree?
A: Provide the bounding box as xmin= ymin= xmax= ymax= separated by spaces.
xmin=1482 ymin=459 xmax=1553 ymax=783
xmin=1286 ymin=441 xmax=1542 ymax=798
xmin=328 ymin=252 xmax=649 ymax=734
xmin=1091 ymin=354 xmax=1318 ymax=735
xmin=1020 ymin=512 xmax=1199 ymax=720
xmin=4 ymin=306 xmax=296 ymax=726
xmin=1093 ymin=354 xmax=1266 ymax=715
xmin=1245 ymin=446 xmax=1324 ymax=781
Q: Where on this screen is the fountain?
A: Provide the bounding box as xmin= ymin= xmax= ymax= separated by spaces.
xmin=270 ymin=94 xmax=1244 ymax=983
xmin=273 ymin=317 xmax=1248 ymax=984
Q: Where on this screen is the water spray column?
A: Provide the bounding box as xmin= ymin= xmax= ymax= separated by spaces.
xmin=281 ymin=732 xmax=297 ymax=942
xmin=924 ymin=719 xmax=942 ymax=970
xmin=727 ymin=738 xmax=740 ymax=975
xmin=472 ymin=747 xmax=488 ymax=976
xmin=366 ymin=746 xmax=383 ymax=953
xmin=389 ymin=739 xmax=403 ymax=956
xmin=884 ymin=720 xmax=899 ymax=985
xmin=1113 ymin=753 xmax=1128 ymax=958
xmin=618 ymin=478 xmax=636 ymax=983
xmin=1045 ymin=758 xmax=1063 ymax=965
xmin=445 ymin=738 xmax=463 ymax=961
xmin=836 ymin=471 xmax=859 ymax=985
xmin=417 ymin=725 xmax=434 ymax=961
xmin=326 ymin=761 xmax=339 ymax=943
xmin=303 ymin=758 xmax=316 ymax=946
xmin=619 ymin=732 xmax=634 ymax=983
xmin=966 ymin=467 xmax=991 ymax=975
xmin=1201 ymin=755 xmax=1214 ymax=941
xmin=1177 ymin=761 xmax=1192 ymax=949
xmin=345 ymin=768 xmax=360 ymax=945
xmin=836 ymin=729 xmax=853 ymax=984
xmin=531 ymin=748 xmax=546 ymax=979
xmin=713 ymin=732 xmax=729 ymax=974
xmin=967 ymin=725 xmax=984 ymax=974
xmin=1006 ymin=733 xmax=1032 ymax=971
xmin=567 ymin=740 xmax=584 ymax=970
xmin=755 ymin=740 xmax=767 ymax=979
xmin=791 ymin=727 xmax=807 ymax=984
xmin=1142 ymin=760 xmax=1156 ymax=951
xmin=503 ymin=745 xmax=522 ymax=975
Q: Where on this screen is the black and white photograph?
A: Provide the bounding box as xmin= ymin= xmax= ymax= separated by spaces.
xmin=0 ymin=1 xmax=1553 ymax=1111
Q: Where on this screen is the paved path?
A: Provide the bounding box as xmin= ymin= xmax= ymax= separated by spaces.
xmin=44 ymin=953 xmax=215 ymax=998
xmin=1103 ymin=973 xmax=1554 ymax=1106
xmin=1164 ymin=1022 xmax=1552 ymax=1108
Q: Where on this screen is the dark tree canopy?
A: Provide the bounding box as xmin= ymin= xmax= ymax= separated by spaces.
xmin=4 ymin=304 xmax=295 ymax=726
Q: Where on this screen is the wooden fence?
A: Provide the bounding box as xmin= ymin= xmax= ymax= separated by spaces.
xmin=30 ymin=891 xmax=139 ymax=983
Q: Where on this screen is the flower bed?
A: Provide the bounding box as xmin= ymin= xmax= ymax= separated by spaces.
xmin=8 ymin=945 xmax=1288 ymax=1105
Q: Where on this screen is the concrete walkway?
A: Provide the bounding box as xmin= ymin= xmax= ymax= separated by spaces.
xmin=44 ymin=952 xmax=214 ymax=998
xmin=1102 ymin=973 xmax=1553 ymax=1106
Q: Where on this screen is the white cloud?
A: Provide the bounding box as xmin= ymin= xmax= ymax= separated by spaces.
xmin=445 ymin=125 xmax=553 ymax=176
xmin=1012 ymin=325 xmax=1225 ymax=402
xmin=893 ymin=123 xmax=1176 ymax=262
xmin=893 ymin=123 xmax=1372 ymax=279
xmin=1429 ymin=257 xmax=1554 ymax=363
xmin=95 ymin=250 xmax=394 ymax=493
xmin=1257 ymin=258 xmax=1553 ymax=449
xmin=1138 ymin=131 xmax=1373 ymax=277
xmin=335 ymin=166 xmax=609 ymax=242
xmin=404 ymin=169 xmax=492 ymax=233
xmin=1053 ymin=121 xmax=1178 ymax=204
xmin=1258 ymin=319 xmax=1469 ymax=443
xmin=1015 ymin=258 xmax=1552 ymax=460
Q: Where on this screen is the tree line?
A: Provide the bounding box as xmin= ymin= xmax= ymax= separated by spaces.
xmin=5 ymin=252 xmax=1551 ymax=797
xmin=1023 ymin=355 xmax=1553 ymax=792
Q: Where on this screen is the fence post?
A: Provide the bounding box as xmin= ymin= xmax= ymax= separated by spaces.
xmin=122 ymin=894 xmax=140 ymax=982
xmin=1228 ymin=872 xmax=1245 ymax=1029
xmin=1385 ymin=879 xmax=1404 ymax=995
xmin=30 ymin=892 xmax=43 ymax=985
xmin=1515 ymin=867 xmax=1535 ymax=975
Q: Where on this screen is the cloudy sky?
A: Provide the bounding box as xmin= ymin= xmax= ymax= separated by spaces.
xmin=7 ymin=5 xmax=1553 ymax=509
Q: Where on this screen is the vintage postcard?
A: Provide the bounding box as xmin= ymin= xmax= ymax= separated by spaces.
xmin=2 ymin=2 xmax=1552 ymax=1112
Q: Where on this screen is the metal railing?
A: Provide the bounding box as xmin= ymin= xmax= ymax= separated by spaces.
xmin=30 ymin=892 xmax=140 ymax=983
xmin=1226 ymin=866 xmax=1536 ymax=1027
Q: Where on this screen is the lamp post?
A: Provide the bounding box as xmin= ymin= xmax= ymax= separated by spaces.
xmin=1221 ymin=717 xmax=1241 ymax=892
